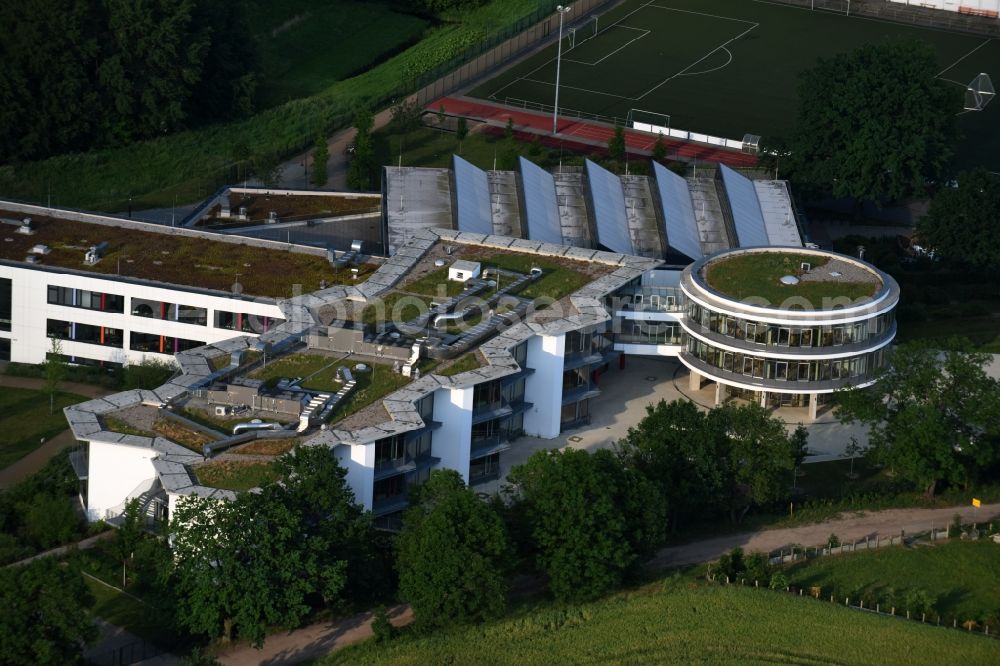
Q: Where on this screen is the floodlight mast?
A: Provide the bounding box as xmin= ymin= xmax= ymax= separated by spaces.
xmin=552 ymin=5 xmax=572 ymax=135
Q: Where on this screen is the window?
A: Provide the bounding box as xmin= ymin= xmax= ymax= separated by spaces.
xmin=130 ymin=331 xmax=204 ymax=354
xmin=214 ymin=310 xmax=282 ymax=333
xmin=469 ymin=453 xmax=500 ymax=485
xmin=0 ymin=338 xmax=9 ymax=362
xmin=46 ymin=319 xmax=123 ymax=348
xmin=131 ymin=298 xmax=207 ymax=326
xmin=473 ymin=380 xmax=502 ymax=412
xmin=47 ymin=286 xmax=124 ymax=313
xmin=375 ymin=436 xmax=406 ymax=470
xmin=0 ymin=277 xmax=10 ymax=331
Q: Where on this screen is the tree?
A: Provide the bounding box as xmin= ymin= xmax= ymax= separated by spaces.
xmin=718 ymin=403 xmax=797 ymax=522
xmin=836 ymin=340 xmax=1000 ymax=497
xmin=18 ymin=491 xmax=81 ymax=549
xmin=456 ymin=116 xmax=469 ymax=154
xmin=347 ymin=108 xmax=376 ymax=191
xmin=391 ymin=97 xmax=423 ymax=133
xmin=397 ymin=470 xmax=509 ymax=629
xmin=615 ymin=399 xmax=728 ymax=530
xmin=169 ymin=492 xmax=313 ymax=646
xmin=310 ymin=136 xmax=328 ymax=188
xmin=508 ymin=448 xmax=666 ymax=602
xmin=503 ymin=117 xmax=514 ymax=142
xmin=917 ymin=169 xmax=1000 ymax=271
xmin=608 ymin=125 xmax=626 ymax=162
xmin=787 ymin=38 xmax=959 ymax=203
xmin=267 ymin=446 xmax=387 ymax=608
xmin=112 ymin=498 xmax=145 ymax=588
xmin=43 ymin=337 xmax=66 ymax=414
xmin=0 ymin=558 xmax=97 ymax=665
xmin=652 ymin=134 xmax=667 ymax=162
xmin=790 ymin=424 xmax=809 ymax=492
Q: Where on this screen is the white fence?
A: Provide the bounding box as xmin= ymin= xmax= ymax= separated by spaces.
xmin=630 ymin=122 xmax=746 ymax=151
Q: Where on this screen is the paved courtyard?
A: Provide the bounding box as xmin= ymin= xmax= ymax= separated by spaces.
xmin=479 ymin=356 xmax=869 ymax=495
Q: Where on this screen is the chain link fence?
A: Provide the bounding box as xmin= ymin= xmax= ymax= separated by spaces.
xmin=765 ymin=0 xmax=1000 ymax=37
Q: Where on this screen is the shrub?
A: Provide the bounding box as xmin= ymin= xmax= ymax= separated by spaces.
xmin=948 ymin=514 xmax=963 ymax=538
xmin=744 ymin=552 xmax=771 ymax=584
xmin=827 ymin=533 xmax=841 ymax=548
xmin=371 ymin=605 xmax=395 ymax=644
xmin=769 ymin=572 xmax=789 ymax=590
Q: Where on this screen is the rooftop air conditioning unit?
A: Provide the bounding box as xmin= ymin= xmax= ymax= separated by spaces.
xmin=16 ymin=218 xmax=34 ymax=235
xmin=29 ymin=244 xmax=50 ymax=255
xmin=215 ymin=405 xmax=232 ymax=417
xmin=267 ymin=211 xmax=278 ymax=224
xmin=350 ymin=239 xmax=363 ymax=254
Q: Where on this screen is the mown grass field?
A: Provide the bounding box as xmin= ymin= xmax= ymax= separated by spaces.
xmin=786 ymin=541 xmax=1000 ymax=629
xmin=0 ymin=389 xmax=88 ymax=470
xmin=472 ymin=0 xmax=1000 ymax=170
xmin=326 ymin=581 xmax=1000 ymax=665
xmin=84 ymin=576 xmax=180 ymax=648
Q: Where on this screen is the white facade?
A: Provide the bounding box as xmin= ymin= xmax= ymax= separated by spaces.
xmin=887 ymin=0 xmax=999 ymax=16
xmin=523 ymin=334 xmax=565 ymax=438
xmin=334 ymin=442 xmax=376 ymax=512
xmin=86 ymin=440 xmax=159 ymax=521
xmin=432 ymin=386 xmax=475 ymax=483
xmin=0 ymin=263 xmax=283 ymax=366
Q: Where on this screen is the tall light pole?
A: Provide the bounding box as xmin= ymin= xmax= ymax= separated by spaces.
xmin=552 ymin=5 xmax=572 ymax=135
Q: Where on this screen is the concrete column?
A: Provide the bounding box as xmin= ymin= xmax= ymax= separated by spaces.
xmin=688 ymin=370 xmax=702 ymax=391
xmin=760 ymin=391 xmax=768 ymax=408
xmin=808 ymin=393 xmax=819 ymax=421
xmin=714 ymin=382 xmax=724 ymax=406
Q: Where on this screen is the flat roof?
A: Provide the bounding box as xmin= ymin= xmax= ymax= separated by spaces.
xmin=198 ymin=191 xmax=379 ymax=227
xmin=0 ymin=210 xmax=370 ymax=298
xmin=701 ymin=249 xmax=881 ymax=308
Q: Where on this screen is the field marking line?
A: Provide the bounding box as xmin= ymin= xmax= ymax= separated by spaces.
xmin=677 ymin=46 xmax=733 ymax=77
xmin=485 ymin=0 xmax=658 ymax=99
xmin=936 ymin=38 xmax=992 ymax=78
xmin=635 ymin=22 xmax=759 ymax=101
xmin=563 ymin=28 xmax=651 ymax=66
xmin=522 ymin=77 xmax=636 ymax=100
xmin=646 ymin=4 xmax=758 ymax=26
xmin=938 ymin=77 xmax=967 ymax=87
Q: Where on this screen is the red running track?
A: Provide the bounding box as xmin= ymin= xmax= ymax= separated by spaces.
xmin=431 ymin=97 xmax=759 ymax=168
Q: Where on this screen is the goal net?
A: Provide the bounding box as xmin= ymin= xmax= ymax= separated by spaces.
xmin=627 ymin=108 xmax=671 ymax=135
xmin=964 ymin=72 xmax=995 ymax=111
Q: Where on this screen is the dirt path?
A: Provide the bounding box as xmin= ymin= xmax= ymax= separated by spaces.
xmin=217 ymin=502 xmax=999 ymax=665
xmin=217 ymin=605 xmax=412 ymax=666
xmin=649 ymin=502 xmax=1000 ymax=570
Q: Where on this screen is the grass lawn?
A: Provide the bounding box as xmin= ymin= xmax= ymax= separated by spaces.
xmin=85 ymin=576 xmax=180 ymax=648
xmin=326 ymin=580 xmax=1000 ymax=665
xmin=704 ymin=252 xmax=877 ymax=307
xmin=250 ymin=0 xmax=429 ymax=109
xmin=401 ymin=267 xmax=468 ymax=299
xmin=795 ymin=457 xmax=894 ymax=501
xmin=194 ymin=460 xmax=280 ymax=492
xmin=327 ymin=363 xmax=413 ymax=425
xmin=467 ymin=251 xmax=594 ymax=302
xmin=785 ymin=541 xmax=1000 ymax=629
xmin=437 ymin=352 xmax=483 ymax=377
xmin=250 ymin=353 xmax=343 ymax=391
xmin=0 ymin=389 xmax=88 ymax=470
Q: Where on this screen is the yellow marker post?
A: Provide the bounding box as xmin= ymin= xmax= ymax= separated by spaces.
xmin=972 ymin=498 xmax=981 ymax=508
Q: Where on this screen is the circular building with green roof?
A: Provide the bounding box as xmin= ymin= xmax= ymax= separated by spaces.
xmin=678 ymin=247 xmax=899 ymax=418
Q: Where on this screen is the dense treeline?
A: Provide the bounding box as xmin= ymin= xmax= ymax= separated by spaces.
xmin=0 ymin=0 xmax=258 ymax=163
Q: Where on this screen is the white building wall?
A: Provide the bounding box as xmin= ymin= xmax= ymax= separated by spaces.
xmin=0 ymin=264 xmax=283 ymax=365
xmin=86 ymin=440 xmax=159 ymax=521
xmin=615 ymin=343 xmax=683 ymax=357
xmin=523 ymin=333 xmax=565 ymax=439
xmin=887 ymin=0 xmax=999 ymax=15
xmin=432 ymin=386 xmax=474 ymax=483
xmin=334 ymin=442 xmax=375 ymax=511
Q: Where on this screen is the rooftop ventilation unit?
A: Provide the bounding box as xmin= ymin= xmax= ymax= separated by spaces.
xmin=238 ymin=207 xmax=248 ymax=220
xmin=30 ymin=244 xmax=50 ymax=255
xmin=350 ymin=239 xmax=363 ymax=254
xmin=15 ymin=218 xmax=34 ymax=235
xmin=267 ymin=211 xmax=279 ymax=224
xmin=800 ymin=262 xmax=811 ymax=272
xmin=84 ymin=241 xmax=109 ymax=266
xmin=25 ymin=255 xmax=41 ymax=264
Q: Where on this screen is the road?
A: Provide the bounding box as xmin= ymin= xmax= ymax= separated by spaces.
xmin=217 ymin=501 xmax=999 ymax=665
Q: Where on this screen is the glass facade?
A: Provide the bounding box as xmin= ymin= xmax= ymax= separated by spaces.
xmin=686 ymin=338 xmax=889 ymax=385
xmin=617 ymin=321 xmax=683 ymax=345
xmin=131 ymin=298 xmax=207 ymax=326
xmin=47 ymin=319 xmax=124 ymax=348
xmin=686 ymin=302 xmax=895 ymax=350
xmin=214 ymin=310 xmax=281 ymax=333
xmin=47 ymin=285 xmax=124 ymax=313
xmin=130 ymin=331 xmax=204 ymax=354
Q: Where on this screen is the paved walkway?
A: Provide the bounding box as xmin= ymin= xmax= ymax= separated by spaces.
xmin=0 ymin=375 xmax=112 ymax=488
xmin=431 ymin=96 xmax=759 ymax=167
xmin=7 ymin=530 xmax=114 ymax=567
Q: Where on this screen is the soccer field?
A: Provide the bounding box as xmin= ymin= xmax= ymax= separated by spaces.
xmin=469 ymin=0 xmax=1000 ymax=169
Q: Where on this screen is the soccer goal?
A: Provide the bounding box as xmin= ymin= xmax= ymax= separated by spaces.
xmin=628 ymin=108 xmax=671 ymax=135
xmin=964 ymin=72 xmax=995 ymax=111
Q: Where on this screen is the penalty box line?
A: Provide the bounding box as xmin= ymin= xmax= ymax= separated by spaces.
xmin=563 ymin=27 xmax=651 ymax=66
xmin=635 ymin=19 xmax=760 ymax=101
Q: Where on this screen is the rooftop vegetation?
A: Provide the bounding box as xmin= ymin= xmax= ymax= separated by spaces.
xmin=704 ymin=252 xmax=878 ymax=308
xmin=402 ymin=267 xmax=468 ymax=298
xmin=457 ymin=248 xmax=596 ymax=302
xmin=152 ymin=419 xmax=213 ymax=453
xmin=202 ymin=192 xmax=379 ymax=227
xmin=437 ymin=352 xmax=483 ymax=377
xmin=194 ymin=460 xmax=280 ymax=492
xmin=232 ymin=438 xmax=299 ymax=457
xmin=0 ymin=213 xmax=371 ymax=298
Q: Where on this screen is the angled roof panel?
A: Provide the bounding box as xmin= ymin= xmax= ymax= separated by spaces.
xmin=719 ymin=164 xmax=768 ymax=248
xmin=452 ymin=155 xmax=492 ymax=235
xmin=585 ymin=159 xmax=633 ymax=255
xmin=652 ymin=161 xmax=702 ymax=260
xmin=518 ymin=157 xmax=562 ymax=244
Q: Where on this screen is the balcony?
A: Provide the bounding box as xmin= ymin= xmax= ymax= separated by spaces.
xmin=682 ymin=319 xmax=897 ymax=358
xmin=68 ymin=448 xmax=88 ymax=480
xmin=563 ymin=350 xmax=604 ymax=371
xmin=470 ymin=436 xmax=511 ymax=461
xmin=471 ymin=403 xmax=513 ymax=425
xmin=679 ymin=351 xmax=876 ymax=392
xmin=561 ymin=384 xmax=600 ymax=405
xmin=373 ymin=455 xmax=439 ymax=482
xmin=373 ymin=493 xmax=410 ymax=517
